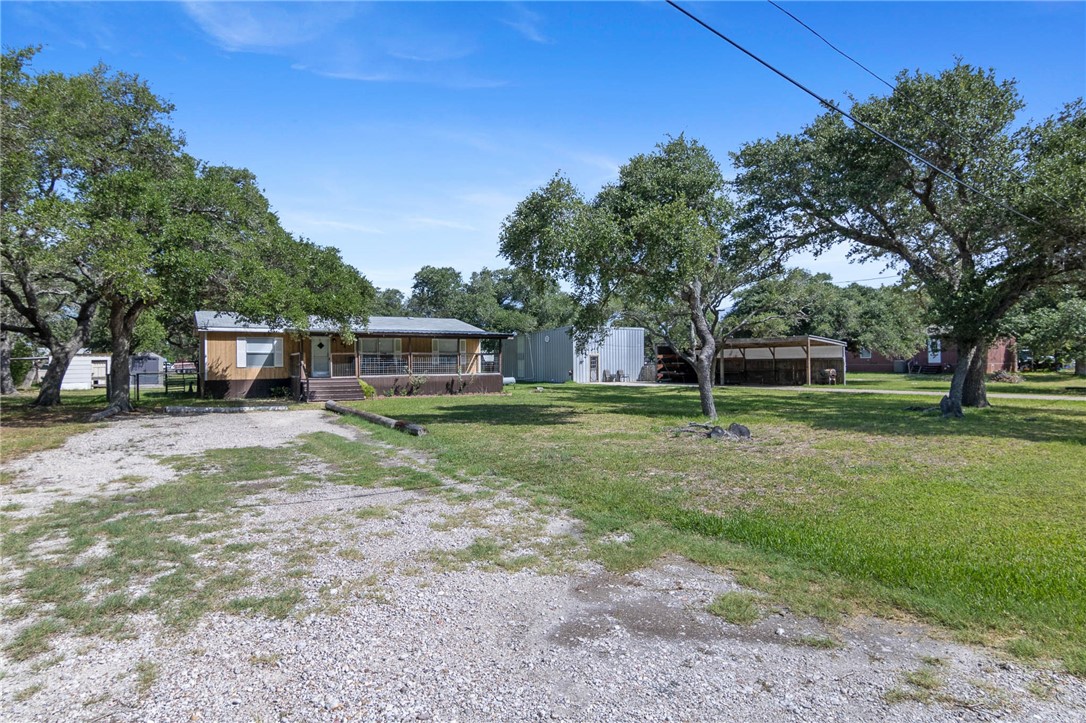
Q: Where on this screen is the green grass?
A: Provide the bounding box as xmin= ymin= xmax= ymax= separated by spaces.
xmin=707 ymin=591 xmax=762 ymax=625
xmin=0 ymin=390 xmax=108 ymax=464
xmin=342 ymin=382 xmax=1086 ymax=674
xmin=0 ymin=444 xmax=323 ymax=659
xmin=845 ymin=371 xmax=1086 ymax=396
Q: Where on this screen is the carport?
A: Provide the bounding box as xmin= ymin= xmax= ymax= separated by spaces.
xmin=717 ymin=335 xmax=848 ymax=386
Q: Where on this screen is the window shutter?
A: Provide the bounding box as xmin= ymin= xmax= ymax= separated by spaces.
xmin=236 ymin=338 xmax=247 ymax=368
xmin=273 ymin=338 xmax=283 ymax=368
xmin=394 ymin=338 xmax=402 ymax=354
xmin=432 ymin=339 xmax=439 ymax=354
xmin=459 ymin=339 xmax=466 ymax=354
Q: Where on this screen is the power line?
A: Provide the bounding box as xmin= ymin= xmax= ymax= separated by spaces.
xmin=664 ymin=0 xmax=1041 ymax=226
xmin=766 ymin=0 xmax=893 ymax=92
xmin=830 ymin=274 xmax=900 ymax=286
xmin=765 ymin=0 xmax=1067 ymax=212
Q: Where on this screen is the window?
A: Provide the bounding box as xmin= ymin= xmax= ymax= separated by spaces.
xmin=236 ymin=337 xmax=282 ymax=369
xmin=859 ymin=348 xmax=872 ymax=360
xmin=432 ymin=338 xmax=461 ymax=355
xmin=360 ymin=338 xmax=400 ymax=355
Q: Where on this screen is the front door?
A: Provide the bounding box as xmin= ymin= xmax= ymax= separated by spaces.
xmin=927 ymin=338 xmax=942 ymax=365
xmin=311 ymin=336 xmax=331 ymax=378
xmin=589 ymin=355 xmax=599 ymax=382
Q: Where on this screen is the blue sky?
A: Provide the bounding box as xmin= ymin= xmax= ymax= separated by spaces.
xmin=3 ymin=1 xmax=1084 ymax=294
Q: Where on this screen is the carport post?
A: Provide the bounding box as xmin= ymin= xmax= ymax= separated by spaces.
xmin=806 ymin=337 xmax=811 ymax=386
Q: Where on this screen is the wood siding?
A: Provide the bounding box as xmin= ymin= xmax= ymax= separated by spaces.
xmin=203 ymin=332 xmax=298 ymax=381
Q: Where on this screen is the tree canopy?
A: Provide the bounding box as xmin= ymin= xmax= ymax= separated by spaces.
xmin=402 ymin=265 xmax=576 ymax=338
xmin=1 ymin=47 xmax=374 ymax=409
xmin=727 ymin=270 xmax=929 ymax=359
xmin=501 ymin=135 xmax=788 ymax=419
xmin=733 ymin=62 xmax=1085 ymax=414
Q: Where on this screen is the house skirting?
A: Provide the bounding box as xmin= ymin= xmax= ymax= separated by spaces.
xmin=364 ymin=373 xmax=503 ymax=397
xmin=204 ymin=378 xmax=291 ymax=399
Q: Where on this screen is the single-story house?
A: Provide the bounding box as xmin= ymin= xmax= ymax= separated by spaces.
xmin=846 ymin=336 xmax=1016 ymax=374
xmin=194 ymin=311 xmax=510 ymax=401
xmin=658 ymin=335 xmax=849 ymax=386
xmin=502 ymin=326 xmax=645 ymax=383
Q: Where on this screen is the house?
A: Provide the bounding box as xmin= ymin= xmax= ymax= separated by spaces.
xmin=657 ymin=335 xmax=849 ymax=386
xmin=846 ymin=336 xmax=1016 ymax=374
xmin=194 ymin=311 xmax=510 ymax=401
xmin=60 ymin=353 xmax=111 ymax=390
xmin=502 ymin=326 xmax=645 ymax=383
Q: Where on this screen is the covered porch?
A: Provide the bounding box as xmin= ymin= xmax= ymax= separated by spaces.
xmin=290 ymin=329 xmax=507 ymax=401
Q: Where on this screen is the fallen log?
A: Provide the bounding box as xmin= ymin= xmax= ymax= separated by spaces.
xmin=324 ymin=400 xmax=427 ymax=436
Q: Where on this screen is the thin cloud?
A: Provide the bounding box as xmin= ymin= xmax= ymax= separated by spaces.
xmin=501 ymin=5 xmax=550 ymax=44
xmin=284 ymin=214 xmax=386 ymax=235
xmin=182 ymin=2 xmax=353 ymax=51
xmin=185 ymin=3 xmax=504 ymax=89
xmin=407 ymin=217 xmax=479 ymax=232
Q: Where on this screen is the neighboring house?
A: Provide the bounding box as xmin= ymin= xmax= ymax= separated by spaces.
xmin=502 ymin=326 xmax=645 ymax=383
xmin=194 ymin=311 xmax=510 ymax=400
xmin=60 ymin=353 xmax=111 ymax=390
xmin=846 ymin=336 xmax=1016 ymax=374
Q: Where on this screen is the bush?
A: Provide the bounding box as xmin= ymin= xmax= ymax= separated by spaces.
xmin=357 ymin=380 xmax=376 ymax=399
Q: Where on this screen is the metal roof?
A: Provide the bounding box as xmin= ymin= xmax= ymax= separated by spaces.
xmin=720 ymin=335 xmax=847 ymax=350
xmin=194 ymin=311 xmax=510 ymax=338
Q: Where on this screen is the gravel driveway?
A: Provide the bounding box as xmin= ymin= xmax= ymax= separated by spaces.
xmin=2 ymin=410 xmax=1084 ymax=721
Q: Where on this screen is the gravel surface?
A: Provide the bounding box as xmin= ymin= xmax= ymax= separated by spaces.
xmin=2 ymin=409 xmax=1084 ymax=721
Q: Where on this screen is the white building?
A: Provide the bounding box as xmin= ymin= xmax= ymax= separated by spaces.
xmin=502 ymin=326 xmax=645 ymax=383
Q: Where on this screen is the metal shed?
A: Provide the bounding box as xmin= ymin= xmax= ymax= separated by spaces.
xmin=502 ymin=326 xmax=645 ymax=383
xmin=131 ymin=352 xmax=166 ymax=386
xmin=60 ymin=354 xmax=111 ymax=390
xmin=718 ymin=335 xmax=848 ymax=386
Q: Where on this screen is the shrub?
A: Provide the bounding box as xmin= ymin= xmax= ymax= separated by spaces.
xmin=407 ymin=374 xmax=427 ymax=396
xmin=357 ymin=380 xmax=376 ymax=399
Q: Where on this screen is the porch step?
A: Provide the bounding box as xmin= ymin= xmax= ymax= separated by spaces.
xmin=305 ymin=378 xmax=367 ymax=402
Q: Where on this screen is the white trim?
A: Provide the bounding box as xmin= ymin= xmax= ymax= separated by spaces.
xmin=236 ymin=339 xmax=247 ymax=368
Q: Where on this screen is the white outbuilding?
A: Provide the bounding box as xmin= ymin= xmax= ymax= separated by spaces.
xmin=503 ymin=326 xmax=646 ymax=383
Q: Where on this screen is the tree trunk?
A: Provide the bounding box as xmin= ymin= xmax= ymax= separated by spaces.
xmin=943 ymin=343 xmax=977 ymax=418
xmin=963 ymin=341 xmax=991 ymax=408
xmin=34 ymin=341 xmax=81 ymax=406
xmin=18 ymin=296 xmax=100 ymax=406
xmin=1076 ymin=357 xmax=1086 ymax=377
xmin=0 ymin=331 xmax=16 ymax=395
xmin=694 ymin=347 xmax=717 ymax=421
xmin=682 ymin=282 xmax=719 ymax=420
xmin=106 ymin=299 xmax=144 ymax=413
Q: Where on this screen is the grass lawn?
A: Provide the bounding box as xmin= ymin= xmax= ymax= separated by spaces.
xmin=845 ymin=370 xmax=1086 ymax=396
xmin=345 ymin=383 xmax=1086 ymax=674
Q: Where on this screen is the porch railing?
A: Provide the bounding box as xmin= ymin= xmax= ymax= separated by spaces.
xmin=331 ymin=353 xmax=357 ymax=378
xmin=337 ymin=352 xmax=499 ymax=377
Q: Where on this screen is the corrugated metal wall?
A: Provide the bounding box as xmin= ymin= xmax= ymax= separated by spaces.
xmin=502 ymin=326 xmax=646 ymax=383
xmin=60 ymin=355 xmax=111 ymax=390
xmin=502 ymin=327 xmax=574 ymax=382
xmin=572 ymin=327 xmax=645 ymax=383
